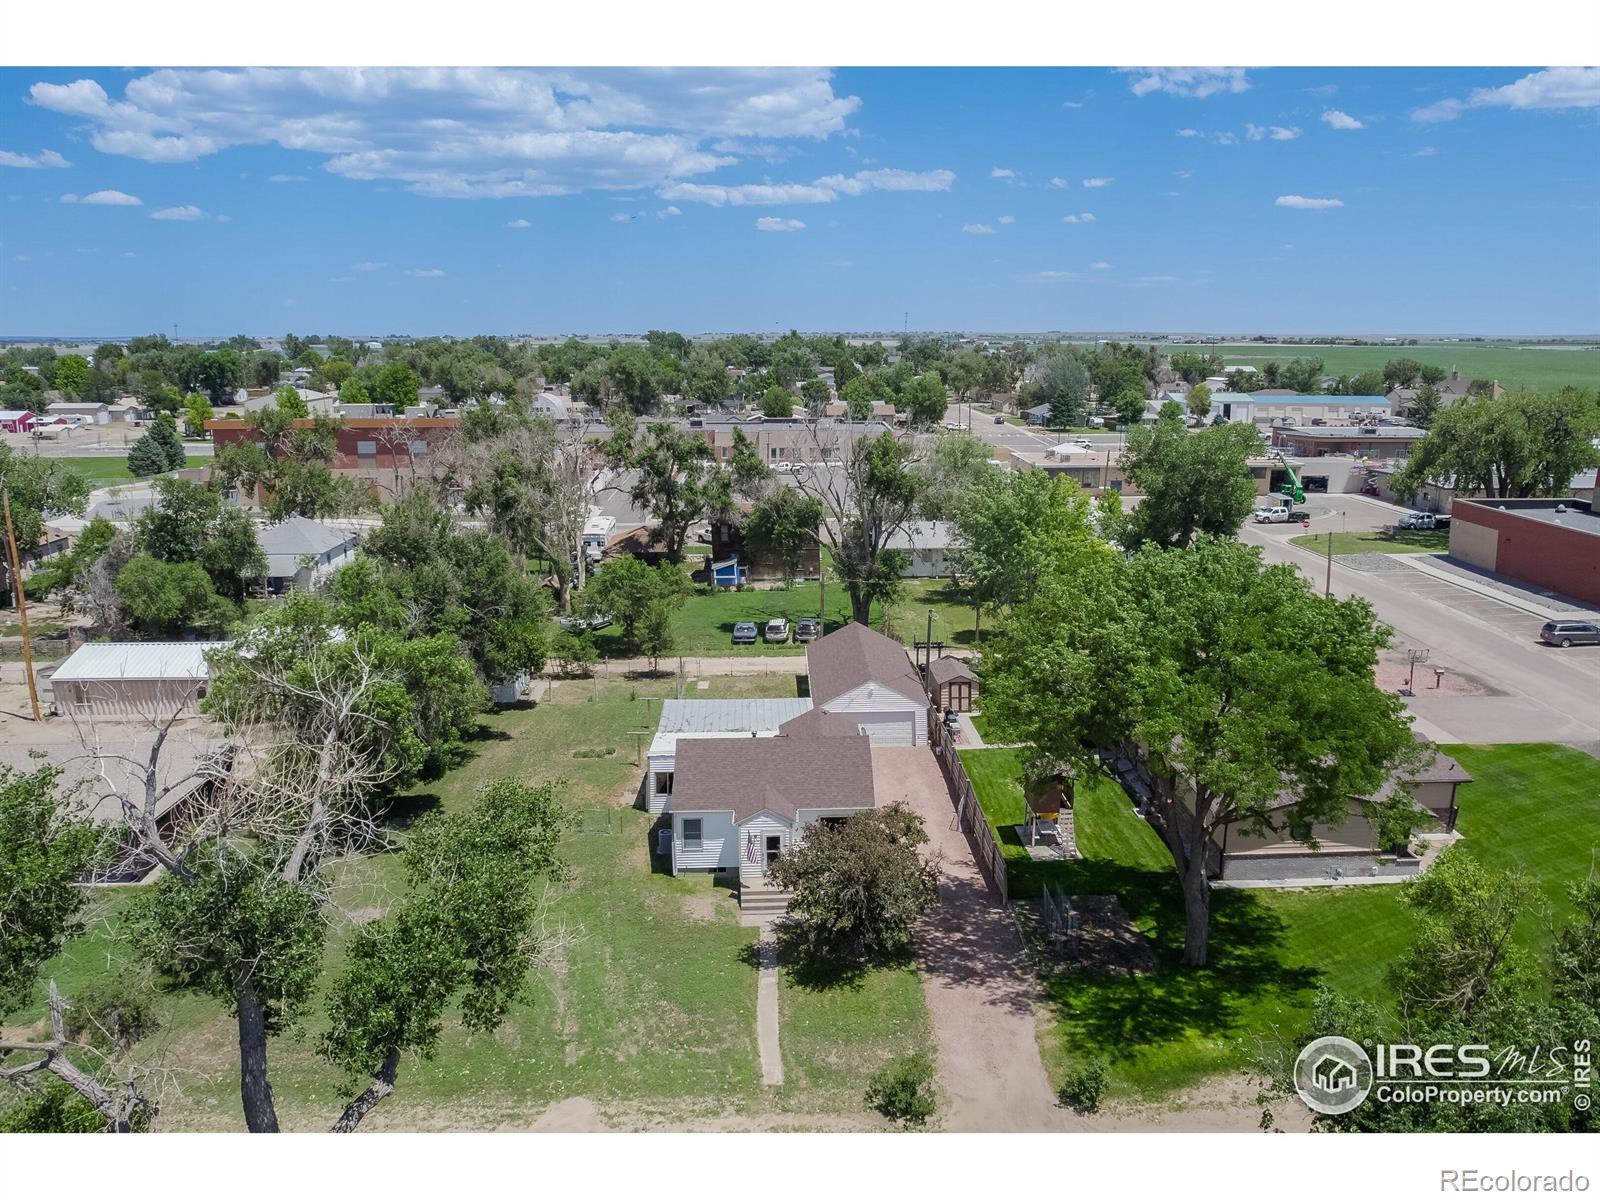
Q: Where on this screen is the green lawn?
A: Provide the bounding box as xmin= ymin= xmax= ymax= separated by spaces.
xmin=959 ymin=743 xmax=1600 ymax=1101
xmin=5 ymin=671 xmax=929 ymax=1130
xmin=55 ymin=454 xmax=201 ymax=487
xmin=1288 ymin=529 xmax=1450 ymax=555
xmin=1178 ymin=342 xmax=1599 ymax=393
xmin=586 ymin=574 xmax=983 ymax=659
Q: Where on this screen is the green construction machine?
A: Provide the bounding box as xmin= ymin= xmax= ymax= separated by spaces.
xmin=1271 ymin=451 xmax=1306 ymax=507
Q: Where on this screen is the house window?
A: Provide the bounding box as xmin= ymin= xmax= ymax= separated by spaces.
xmin=818 ymin=816 xmax=848 ymax=830
xmin=680 ymin=817 xmax=702 ymax=850
xmin=408 ymin=440 xmax=429 ymax=456
xmin=355 ymin=439 xmax=378 ymax=456
xmin=656 ymin=771 xmax=674 ymax=796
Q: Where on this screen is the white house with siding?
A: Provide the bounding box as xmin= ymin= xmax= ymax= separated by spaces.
xmin=667 ymin=709 xmax=876 ymax=884
xmin=644 ymin=697 xmax=813 ymax=813
xmin=804 ymin=622 xmax=928 ymax=746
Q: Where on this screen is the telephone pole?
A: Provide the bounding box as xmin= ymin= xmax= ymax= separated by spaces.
xmin=3 ymin=491 xmax=43 ymax=722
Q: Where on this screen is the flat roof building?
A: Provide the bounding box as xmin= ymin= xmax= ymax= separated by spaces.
xmin=1449 ymin=498 xmax=1600 ymax=605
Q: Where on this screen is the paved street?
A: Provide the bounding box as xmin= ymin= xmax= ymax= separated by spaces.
xmin=1240 ymin=493 xmax=1600 ymax=745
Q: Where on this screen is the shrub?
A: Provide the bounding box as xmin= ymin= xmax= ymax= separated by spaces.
xmin=1058 ymin=1057 xmax=1110 ymax=1113
xmin=64 ymin=970 xmax=161 ymax=1054
xmin=865 ymin=1053 xmax=937 ymax=1126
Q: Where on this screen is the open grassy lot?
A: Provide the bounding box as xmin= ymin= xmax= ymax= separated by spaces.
xmin=959 ymin=743 xmax=1600 ymax=1100
xmin=4 ymin=670 xmax=929 ymax=1130
xmin=1288 ymin=529 xmax=1450 ymax=555
xmin=54 ymin=454 xmax=202 ymax=488
xmin=1185 ymin=343 xmax=1599 ymax=394
xmin=587 ymin=574 xmax=981 ymax=659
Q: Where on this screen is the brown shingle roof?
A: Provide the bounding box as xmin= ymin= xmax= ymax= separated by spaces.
xmin=805 ymin=622 xmax=925 ymax=705
xmin=672 ymin=730 xmax=876 ymax=822
xmin=928 ymin=656 xmax=976 ymax=688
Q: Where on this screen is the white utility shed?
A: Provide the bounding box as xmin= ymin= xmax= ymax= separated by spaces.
xmin=46 ymin=641 xmax=227 ymax=719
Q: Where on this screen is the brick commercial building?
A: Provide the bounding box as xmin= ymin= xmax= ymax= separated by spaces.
xmin=207 ymin=415 xmax=460 ymax=502
xmin=1448 ymin=498 xmax=1600 ymax=605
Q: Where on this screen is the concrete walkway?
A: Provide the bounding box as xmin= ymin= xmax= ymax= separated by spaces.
xmin=872 ymin=746 xmax=1065 ymax=1131
xmin=755 ymin=929 xmax=784 ymax=1086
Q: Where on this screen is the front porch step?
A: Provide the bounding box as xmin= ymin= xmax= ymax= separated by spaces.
xmin=739 ymin=886 xmax=794 ymax=914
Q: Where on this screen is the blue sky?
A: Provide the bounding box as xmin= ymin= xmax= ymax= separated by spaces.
xmin=1 ymin=66 xmax=1596 ymax=337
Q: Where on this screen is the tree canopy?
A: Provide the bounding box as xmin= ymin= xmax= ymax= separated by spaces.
xmin=1390 ymin=390 xmax=1600 ymax=501
xmin=1113 ymin=409 xmax=1263 ymax=550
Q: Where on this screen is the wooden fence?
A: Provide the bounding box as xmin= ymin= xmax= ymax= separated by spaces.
xmin=928 ymin=711 xmax=1009 ymax=904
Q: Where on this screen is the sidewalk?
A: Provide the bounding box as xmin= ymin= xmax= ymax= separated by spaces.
xmin=1396 ymin=555 xmax=1591 ymax=620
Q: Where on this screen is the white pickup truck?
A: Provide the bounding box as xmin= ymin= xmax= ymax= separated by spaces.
xmin=1252 ymin=506 xmax=1291 ymax=524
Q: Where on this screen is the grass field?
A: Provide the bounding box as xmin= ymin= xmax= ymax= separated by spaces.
xmin=55 ymin=454 xmax=201 ymax=487
xmin=959 ymin=742 xmax=1600 ymax=1100
xmin=586 ymin=574 xmax=982 ymax=659
xmin=1180 ymin=343 xmax=1600 ymax=394
xmin=1288 ymin=529 xmax=1450 ymax=555
xmin=3 ymin=672 xmax=929 ymax=1130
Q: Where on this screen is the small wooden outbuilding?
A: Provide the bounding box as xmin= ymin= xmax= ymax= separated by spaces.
xmin=927 ymin=655 xmax=978 ymax=713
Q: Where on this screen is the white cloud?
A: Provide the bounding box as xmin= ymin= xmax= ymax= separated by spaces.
xmin=810 ymin=168 xmax=956 ymax=196
xmin=611 ymin=212 xmax=634 ymax=223
xmin=26 ymin=67 xmax=862 ymax=199
xmin=1029 ymin=270 xmax=1077 ymax=281
xmin=1138 ymin=275 xmax=1180 ymax=284
xmin=266 ymin=173 xmax=308 ymax=183
xmin=1214 ymin=132 xmax=1238 ymax=145
xmin=0 ymin=148 xmax=70 ymax=169
xmin=1247 ymin=123 xmax=1301 ymax=140
xmin=1089 ymin=261 xmax=1112 ymax=270
xmin=61 ymin=189 xmax=142 ymax=206
xmin=658 ymin=181 xmax=836 ymax=206
xmin=1304 ymin=84 xmax=1339 ymax=98
xmin=1117 ymin=67 xmax=1250 ymax=99
xmin=1081 ymin=177 xmax=1112 ymax=188
xmin=1175 ymin=128 xmax=1202 ymax=138
xmin=1061 ymin=212 xmax=1095 ymax=224
xmin=151 ymin=204 xmax=204 ymax=221
xmin=962 ymin=223 xmax=995 ymax=234
xmin=997 ymin=215 xmax=1015 ymax=224
xmin=990 ymin=167 xmax=1015 ymax=178
xmin=1412 ymin=98 xmax=1464 ymax=124
xmin=1275 ymin=195 xmax=1344 ymax=209
xmin=667 ymin=167 xmax=953 ymax=207
xmin=1048 ymin=176 xmax=1068 ymax=188
xmin=406 ymin=267 xmax=446 ymax=277
xmin=1413 ymin=146 xmax=1438 ymax=158
xmin=1414 ymin=67 xmax=1600 ymax=122
xmin=656 ymin=205 xmax=681 ymax=218
xmin=755 ymin=216 xmax=804 ymax=232
xmin=351 ymin=260 xmax=386 ymax=271
xmin=1321 ymin=109 xmax=1365 ymax=130
xmin=506 ymin=217 xmax=531 ymax=228
xmin=1061 ymin=101 xmax=1084 ymax=109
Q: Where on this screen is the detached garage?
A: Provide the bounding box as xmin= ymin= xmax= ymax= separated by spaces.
xmin=46 ymin=641 xmax=227 ymax=719
xmin=804 ymin=623 xmax=928 ymax=746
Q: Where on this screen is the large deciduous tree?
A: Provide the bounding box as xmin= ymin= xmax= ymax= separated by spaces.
xmin=606 ymin=420 xmax=717 ymax=563
xmin=981 ymin=537 xmax=1422 ymax=966
xmin=766 ymin=804 xmax=939 ymax=964
xmin=320 ymin=778 xmax=569 ymax=1131
xmin=791 ymin=427 xmax=923 ymax=626
xmin=1115 ymin=408 xmax=1263 ymax=549
xmin=1389 ymin=390 xmax=1600 ymax=501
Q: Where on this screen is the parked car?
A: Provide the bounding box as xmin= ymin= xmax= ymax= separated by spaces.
xmin=763 ymin=617 xmax=790 ymax=644
xmin=993 ymin=413 xmax=1006 ymax=424
xmin=1398 ymin=512 xmax=1451 ymax=530
xmin=1540 ymin=619 xmax=1600 ymax=648
xmin=1253 ymin=506 xmax=1291 ymax=524
xmin=794 ymin=617 xmax=821 ymax=643
xmin=732 ymin=621 xmax=758 ymax=645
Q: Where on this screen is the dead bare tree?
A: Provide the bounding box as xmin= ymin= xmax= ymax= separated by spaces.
xmin=0 ymin=981 xmax=155 ymax=1132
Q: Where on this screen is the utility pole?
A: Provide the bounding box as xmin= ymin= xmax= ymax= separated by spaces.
xmin=3 ymin=491 xmax=42 ymax=722
xmin=1325 ymin=529 xmax=1334 ymax=598
xmin=925 ymin=609 xmax=934 ymax=675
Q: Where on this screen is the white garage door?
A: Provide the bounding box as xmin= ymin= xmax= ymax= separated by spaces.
xmin=850 ymin=710 xmax=919 ymax=747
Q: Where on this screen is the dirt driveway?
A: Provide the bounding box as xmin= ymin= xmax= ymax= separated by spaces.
xmin=871 ymin=746 xmax=1067 ymax=1131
